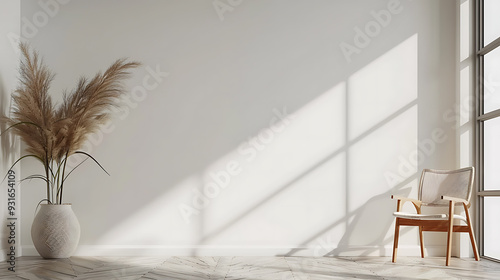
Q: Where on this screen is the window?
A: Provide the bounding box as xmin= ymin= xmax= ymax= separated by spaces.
xmin=477 ymin=0 xmax=500 ymax=262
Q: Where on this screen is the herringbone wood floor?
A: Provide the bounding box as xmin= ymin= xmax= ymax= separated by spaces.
xmin=0 ymin=256 xmax=499 ymax=279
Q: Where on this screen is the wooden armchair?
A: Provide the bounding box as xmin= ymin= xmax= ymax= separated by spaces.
xmin=391 ymin=167 xmax=479 ymax=266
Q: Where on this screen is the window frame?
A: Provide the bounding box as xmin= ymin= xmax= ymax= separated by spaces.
xmin=476 ymin=0 xmax=500 ymax=263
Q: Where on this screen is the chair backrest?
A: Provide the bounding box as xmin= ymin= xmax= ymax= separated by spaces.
xmin=418 ymin=167 xmax=474 ymax=206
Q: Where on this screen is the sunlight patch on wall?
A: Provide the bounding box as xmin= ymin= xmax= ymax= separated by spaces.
xmin=460 ymin=130 xmax=471 ymax=167
xmin=347 ymin=33 xmax=418 ymax=208
xmin=204 ymin=153 xmax=347 ymax=247
xmin=348 ymin=34 xmax=418 ymax=141
xmin=460 ymin=66 xmax=471 ymax=127
xmin=345 ymin=106 xmax=417 ymax=249
xmin=348 ymin=105 xmax=418 ymax=210
xmin=202 ymin=82 xmax=347 ymax=245
xmin=338 ymin=34 xmax=418 ymax=255
xmin=95 ymin=82 xmax=348 ymax=248
xmin=459 ymin=65 xmax=473 ymax=168
xmin=460 ymin=0 xmax=470 ymax=62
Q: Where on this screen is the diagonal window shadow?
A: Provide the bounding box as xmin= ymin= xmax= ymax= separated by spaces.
xmin=282 ymin=175 xmax=417 ymax=257
xmin=198 ymin=100 xmax=418 ymax=246
xmin=196 ymin=33 xmax=419 ymax=254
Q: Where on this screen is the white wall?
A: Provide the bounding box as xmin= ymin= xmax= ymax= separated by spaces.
xmin=17 ymin=0 xmax=461 ymax=256
xmin=0 ymin=0 xmax=21 ymax=261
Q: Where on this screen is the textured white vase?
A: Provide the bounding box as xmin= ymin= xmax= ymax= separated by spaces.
xmin=31 ymin=204 xmax=80 ymax=258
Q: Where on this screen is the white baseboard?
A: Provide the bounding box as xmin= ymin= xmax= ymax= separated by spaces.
xmin=21 ymin=245 xmax=449 ymax=257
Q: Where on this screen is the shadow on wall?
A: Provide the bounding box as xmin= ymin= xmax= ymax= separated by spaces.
xmin=328 ymin=182 xmax=413 ymax=257
xmin=283 ymin=177 xmax=414 ymax=257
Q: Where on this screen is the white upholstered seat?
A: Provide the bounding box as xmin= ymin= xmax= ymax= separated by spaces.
xmin=393 ymin=212 xmax=467 ymax=222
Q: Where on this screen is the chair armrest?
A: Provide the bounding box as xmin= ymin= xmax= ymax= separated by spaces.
xmin=441 ymin=196 xmax=470 ymax=207
xmin=391 ymin=195 xmax=422 ymax=212
xmin=391 ymin=195 xmax=422 ymax=206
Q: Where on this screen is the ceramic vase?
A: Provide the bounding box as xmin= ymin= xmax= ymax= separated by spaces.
xmin=31 ymin=204 xmax=80 ymax=258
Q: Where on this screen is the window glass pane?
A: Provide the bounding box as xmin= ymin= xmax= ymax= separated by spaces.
xmin=483 ymin=47 xmax=500 ymax=114
xmin=484 ymin=197 xmax=500 ymax=260
xmin=483 ymin=117 xmax=500 ymax=190
xmin=484 ymin=0 xmax=500 ymax=46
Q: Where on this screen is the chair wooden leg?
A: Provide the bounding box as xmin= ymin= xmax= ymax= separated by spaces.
xmin=463 ymin=204 xmax=480 ymax=261
xmin=468 ymin=226 xmax=480 ymax=261
xmin=419 ymin=226 xmax=425 ymax=258
xmin=446 ymin=201 xmax=455 ymax=266
xmin=392 ymin=218 xmax=400 ymax=263
xmin=416 ymin=206 xmax=424 ymax=258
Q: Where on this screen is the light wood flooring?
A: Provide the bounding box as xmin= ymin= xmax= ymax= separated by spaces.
xmin=0 ymin=256 xmax=499 ymax=279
